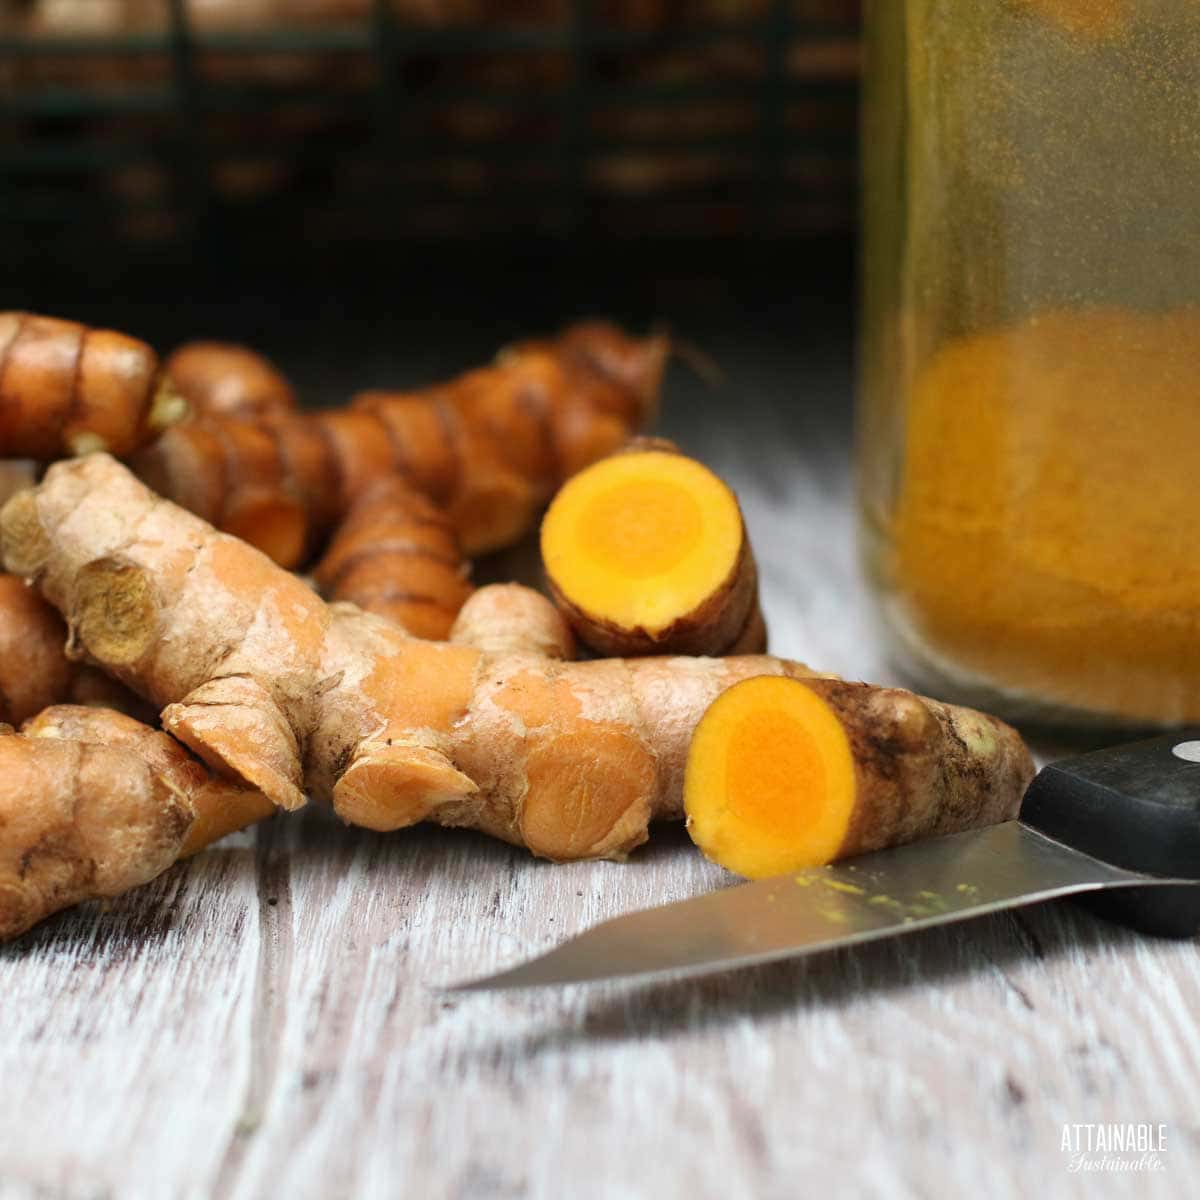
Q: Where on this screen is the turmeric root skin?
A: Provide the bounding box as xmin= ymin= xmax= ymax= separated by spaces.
xmin=684 ymin=675 xmax=1034 ymax=879
xmin=0 ymin=725 xmax=193 ymax=941
xmin=0 ymin=704 xmax=273 ymax=940
xmin=132 ymin=322 xmax=667 ymax=566
xmin=165 ymin=340 xmax=297 ymax=422
xmin=450 ymin=583 xmax=574 ymax=661
xmin=314 ymin=474 xmax=473 ymax=640
xmin=541 ymin=441 xmax=765 ymax=656
xmin=0 ymin=312 xmax=186 ymax=460
xmin=0 ymin=573 xmax=149 ymax=725
xmin=23 ymin=706 xmax=274 ymax=859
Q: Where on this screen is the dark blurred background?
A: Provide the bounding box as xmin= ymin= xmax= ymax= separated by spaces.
xmin=1 ymin=0 xmax=859 ymax=406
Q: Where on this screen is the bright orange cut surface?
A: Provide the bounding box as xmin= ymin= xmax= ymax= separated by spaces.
xmin=541 ymin=449 xmax=744 ymax=634
xmin=579 ymin=477 xmax=704 ymax=580
xmin=685 ymin=675 xmax=856 ymax=879
xmin=724 ymin=709 xmax=826 ymax=844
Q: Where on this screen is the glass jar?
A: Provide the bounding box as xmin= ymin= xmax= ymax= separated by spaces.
xmin=859 ymin=0 xmax=1200 ymax=729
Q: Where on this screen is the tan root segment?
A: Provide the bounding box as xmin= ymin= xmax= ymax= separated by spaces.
xmin=542 ymin=437 xmax=765 ymax=656
xmin=134 ymin=415 xmax=311 ymax=568
xmin=24 ymin=706 xmax=273 ymax=859
xmin=1 ymin=455 xmax=1033 ymax=921
xmin=0 ymin=311 xmax=187 ymax=459
xmin=449 ymin=582 xmax=574 ymax=661
xmin=0 ymin=706 xmax=271 ymax=940
xmin=133 ymin=321 xmax=669 ymax=567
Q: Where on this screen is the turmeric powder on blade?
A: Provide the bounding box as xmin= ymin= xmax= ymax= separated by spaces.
xmin=889 ymin=307 xmax=1200 ymax=725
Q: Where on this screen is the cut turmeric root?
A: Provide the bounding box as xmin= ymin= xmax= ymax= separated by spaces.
xmin=1 ymin=315 xmax=665 ymax=570
xmin=1 ymin=454 xmax=823 ymax=859
xmin=684 ymin=675 xmax=1033 ymax=879
xmin=541 ymin=439 xmax=764 ymax=656
xmin=0 ymin=312 xmax=187 ymax=459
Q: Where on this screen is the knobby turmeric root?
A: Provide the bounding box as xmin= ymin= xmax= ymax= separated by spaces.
xmin=134 ymin=415 xmax=310 ymax=567
xmin=0 ymin=312 xmax=188 ymax=459
xmin=313 ymin=474 xmax=473 ymax=641
xmin=0 ymin=573 xmax=148 ymax=725
xmin=1 ymin=456 xmax=1033 ymax=895
xmin=0 ymin=706 xmax=272 ymax=941
xmin=684 ymin=675 xmax=1034 ymax=879
xmin=2 ymin=454 xmax=826 ymax=859
xmin=164 ymin=340 xmax=297 ymax=422
xmin=23 ymin=706 xmax=274 ymax=859
xmin=449 ymin=581 xmax=574 ymax=662
xmin=541 ymin=439 xmax=765 ymax=656
xmin=133 ymin=321 xmax=668 ymax=567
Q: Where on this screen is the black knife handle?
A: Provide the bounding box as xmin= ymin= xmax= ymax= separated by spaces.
xmin=1019 ymin=730 xmax=1200 ymax=938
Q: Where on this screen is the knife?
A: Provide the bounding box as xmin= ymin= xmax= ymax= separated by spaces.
xmin=450 ymin=731 xmax=1200 ymax=991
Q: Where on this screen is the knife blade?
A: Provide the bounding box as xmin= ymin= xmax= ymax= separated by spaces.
xmin=449 ymin=730 xmax=1200 ymax=991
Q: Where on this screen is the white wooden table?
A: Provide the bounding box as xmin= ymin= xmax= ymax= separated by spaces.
xmin=1 ymin=317 xmax=1197 ymax=1200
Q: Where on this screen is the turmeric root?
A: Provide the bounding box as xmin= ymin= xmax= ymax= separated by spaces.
xmin=541 ymin=439 xmax=765 ymax=656
xmin=0 ymin=573 xmax=148 ymax=725
xmin=0 ymin=705 xmax=273 ymax=940
xmin=134 ymin=416 xmax=309 ymax=567
xmin=449 ymin=582 xmax=574 ymax=661
xmin=504 ymin=320 xmax=668 ymax=425
xmin=1 ymin=455 xmax=1032 ymax=873
xmin=684 ymin=675 xmax=1034 ymax=879
xmin=313 ymin=474 xmax=473 ymax=640
xmin=23 ymin=706 xmax=274 ymax=859
xmin=0 ymin=312 xmax=187 ymax=459
xmin=132 ymin=321 xmax=668 ymax=566
xmin=0 ymin=725 xmax=192 ymax=941
xmin=164 ymin=340 xmax=297 ymax=422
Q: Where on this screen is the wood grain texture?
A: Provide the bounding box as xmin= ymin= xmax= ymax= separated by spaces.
xmin=2 ymin=324 xmax=1198 ymax=1200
